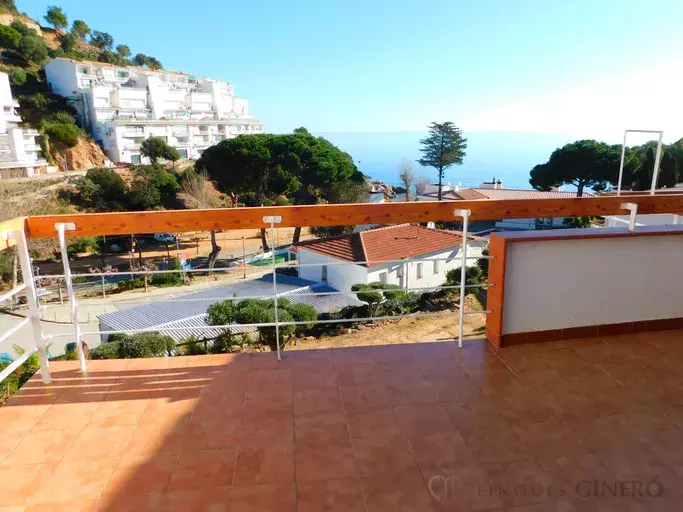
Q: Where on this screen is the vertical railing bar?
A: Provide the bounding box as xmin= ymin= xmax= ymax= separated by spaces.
xmin=11 ymin=228 xmax=51 ymax=384
xmin=264 ymin=216 xmax=283 ymax=360
xmin=454 ymin=209 xmax=471 ymax=349
xmin=56 ymin=223 xmax=87 ymax=372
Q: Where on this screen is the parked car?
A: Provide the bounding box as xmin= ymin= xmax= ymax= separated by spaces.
xmin=153 ymin=233 xmax=176 ymax=244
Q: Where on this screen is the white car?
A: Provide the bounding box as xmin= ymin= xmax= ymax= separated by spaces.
xmin=154 ymin=233 xmax=176 ymax=244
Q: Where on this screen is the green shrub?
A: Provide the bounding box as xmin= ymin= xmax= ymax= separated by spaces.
xmin=233 ymin=303 xmax=266 ymax=325
xmin=91 ymin=332 xmax=176 ymax=359
xmin=89 ymin=341 xmax=120 ymax=360
xmin=257 ymin=308 xmax=295 ymax=350
xmin=351 ymin=283 xmax=383 ymax=314
xmin=287 ymin=302 xmax=317 ymax=333
xmin=0 ymin=351 xmax=39 ymax=400
xmin=368 ymin=282 xmax=405 ymax=300
xmin=116 ymin=277 xmax=144 ymax=291
xmin=208 ymin=300 xmax=233 ymax=325
xmin=7 ymin=67 xmax=26 ymax=86
xmin=0 ymin=24 xmax=20 ymax=49
xmin=44 ymin=122 xmax=80 ymax=147
xmin=178 ymin=336 xmax=210 ymax=355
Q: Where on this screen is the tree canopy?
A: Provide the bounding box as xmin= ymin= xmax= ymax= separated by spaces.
xmin=197 ymin=131 xmax=364 ymax=247
xmin=44 ymin=6 xmax=68 ymax=30
xmin=141 ymin=137 xmax=180 ymax=163
xmin=529 ymin=140 xmax=623 ymax=197
xmin=197 ymin=131 xmax=363 ymax=208
xmin=417 ymin=122 xmax=468 ymax=200
xmin=71 ymin=19 xmax=90 ymax=39
xmin=529 ymin=139 xmax=683 ymax=196
xmin=90 ymin=30 xmax=113 ymax=50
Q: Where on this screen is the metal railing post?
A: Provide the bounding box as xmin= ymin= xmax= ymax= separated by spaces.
xmin=454 ymin=209 xmax=471 ymax=348
xmin=56 ymin=223 xmax=87 ymax=372
xmin=264 ymin=216 xmax=282 ymax=360
xmin=650 ymin=131 xmax=664 ymax=196
xmin=12 ymin=229 xmax=51 ymax=383
xmin=620 ymin=203 xmax=638 ymax=233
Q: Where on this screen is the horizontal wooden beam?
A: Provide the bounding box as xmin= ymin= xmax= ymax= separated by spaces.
xmin=25 ymin=195 xmax=683 ymax=238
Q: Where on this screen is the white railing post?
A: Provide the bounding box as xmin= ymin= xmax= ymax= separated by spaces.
xmin=12 ymin=229 xmax=51 ymax=383
xmin=264 ymin=216 xmax=282 ymax=360
xmin=620 ymin=203 xmax=638 ymax=233
xmin=454 ymin=209 xmax=471 ymax=348
xmin=56 ymin=223 xmax=87 ymax=372
xmin=650 ymin=131 xmax=664 ymax=196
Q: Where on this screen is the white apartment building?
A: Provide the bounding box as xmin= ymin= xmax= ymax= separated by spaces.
xmin=0 ymin=72 xmax=48 ymax=178
xmin=44 ymin=58 xmax=263 ymax=164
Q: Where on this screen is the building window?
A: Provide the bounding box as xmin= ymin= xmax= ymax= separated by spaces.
xmin=379 ymin=272 xmax=387 ymax=284
xmin=434 ymin=260 xmax=440 ymax=274
xmin=321 ymin=265 xmax=328 ymax=283
xmin=130 ymin=154 xmax=141 ymax=164
xmin=416 ymin=262 xmax=423 ymax=279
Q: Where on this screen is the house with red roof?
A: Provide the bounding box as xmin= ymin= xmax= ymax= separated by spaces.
xmin=294 ymin=224 xmax=486 ymax=292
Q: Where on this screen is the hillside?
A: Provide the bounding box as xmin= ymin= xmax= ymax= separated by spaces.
xmin=0 ymin=1 xmax=165 ymax=171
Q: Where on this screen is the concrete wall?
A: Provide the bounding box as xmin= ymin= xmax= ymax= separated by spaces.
xmin=502 ymin=235 xmax=683 ymax=334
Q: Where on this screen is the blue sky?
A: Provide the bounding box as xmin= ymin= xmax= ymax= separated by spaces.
xmin=20 ymin=0 xmax=683 ymax=141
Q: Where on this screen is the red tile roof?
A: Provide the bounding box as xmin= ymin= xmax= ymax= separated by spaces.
xmin=433 ymin=188 xmax=589 ymax=201
xmin=295 ymin=224 xmax=478 ymax=267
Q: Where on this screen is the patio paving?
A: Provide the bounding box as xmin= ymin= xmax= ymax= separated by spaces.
xmin=2 ymin=330 xmax=683 ymax=510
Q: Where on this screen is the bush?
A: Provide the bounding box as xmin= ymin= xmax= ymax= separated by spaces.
xmin=44 ymin=122 xmax=80 ymax=147
xmin=0 ymin=24 xmax=21 ymax=49
xmin=91 ymin=332 xmax=175 ymax=359
xmin=90 ymin=341 xmax=120 ymax=359
xmin=257 ymin=308 xmax=295 ymax=350
xmin=7 ymin=67 xmax=26 ymax=86
xmin=351 ymin=283 xmax=382 ymax=314
xmin=368 ymin=281 xmax=405 ymax=300
xmin=208 ymin=300 xmax=233 ymax=326
xmin=178 ymin=336 xmax=210 ymax=356
xmin=0 ymin=352 xmax=39 ymax=400
xmin=287 ymin=302 xmax=317 ymax=333
xmin=116 ymin=277 xmax=144 ymax=291
xmin=75 ymin=168 xmax=128 ymax=211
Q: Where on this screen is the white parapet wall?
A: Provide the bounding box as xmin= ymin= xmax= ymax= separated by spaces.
xmin=502 ymin=232 xmax=683 ymax=335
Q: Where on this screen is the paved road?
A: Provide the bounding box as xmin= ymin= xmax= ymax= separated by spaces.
xmin=0 ymin=269 xmax=271 ymax=359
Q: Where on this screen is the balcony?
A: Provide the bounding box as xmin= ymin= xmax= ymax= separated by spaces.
xmin=1 ymin=195 xmax=683 ymax=510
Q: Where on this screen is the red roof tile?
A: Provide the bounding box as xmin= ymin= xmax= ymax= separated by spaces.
xmin=295 ymin=224 xmax=478 ymax=267
xmin=435 ymin=188 xmax=589 ymax=201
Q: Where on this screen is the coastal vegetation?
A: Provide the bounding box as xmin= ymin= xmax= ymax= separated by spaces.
xmin=530 ymin=138 xmax=683 ymax=195
xmin=196 ymin=129 xmax=366 ymax=249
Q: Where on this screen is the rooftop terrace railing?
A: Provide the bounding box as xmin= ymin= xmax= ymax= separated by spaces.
xmin=1 ymin=193 xmax=682 ymax=386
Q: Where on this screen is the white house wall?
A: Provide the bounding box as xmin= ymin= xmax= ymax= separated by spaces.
xmin=298 ymin=242 xmax=486 ymax=293
xmin=297 ymin=249 xmax=368 ymax=293
xmin=366 ymin=243 xmax=485 ymax=292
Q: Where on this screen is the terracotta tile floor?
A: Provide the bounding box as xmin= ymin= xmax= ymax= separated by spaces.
xmin=2 ymin=331 xmax=683 ymax=510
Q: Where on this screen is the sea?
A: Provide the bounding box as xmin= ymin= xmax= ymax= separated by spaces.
xmin=322 ymin=131 xmax=578 ymax=190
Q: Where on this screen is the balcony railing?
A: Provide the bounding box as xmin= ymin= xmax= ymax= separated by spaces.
xmin=0 ymin=193 xmax=682 ymax=389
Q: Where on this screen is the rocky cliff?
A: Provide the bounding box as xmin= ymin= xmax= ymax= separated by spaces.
xmin=50 ymin=139 xmax=109 ymax=171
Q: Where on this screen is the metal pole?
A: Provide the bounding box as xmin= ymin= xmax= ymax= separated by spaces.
xmin=650 ymin=132 xmax=664 ymax=195
xmin=56 ymin=223 xmax=87 ymax=372
xmin=13 ymin=229 xmax=50 ymax=384
xmin=617 ymin=130 xmax=627 ymax=196
xmin=264 ymin=216 xmax=282 ymax=360
xmin=242 ymin=236 xmax=246 ymax=279
xmin=454 ymin=209 xmax=471 ymax=348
